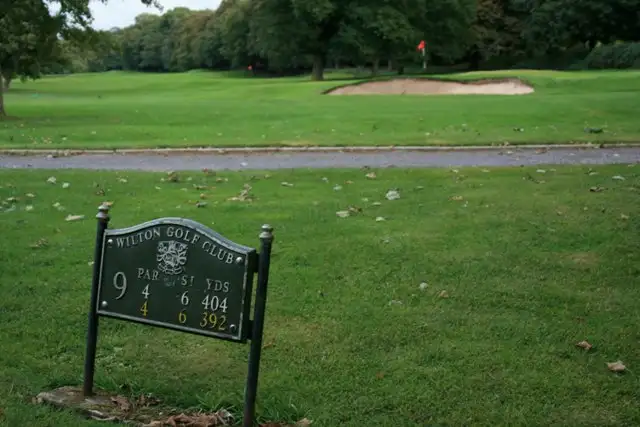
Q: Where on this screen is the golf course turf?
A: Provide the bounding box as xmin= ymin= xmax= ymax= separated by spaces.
xmin=1 ymin=69 xmax=639 ymax=150
xmin=1 ymin=165 xmax=639 ymax=426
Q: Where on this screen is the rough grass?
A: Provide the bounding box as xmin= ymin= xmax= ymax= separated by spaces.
xmin=1 ymin=69 xmax=639 ymax=149
xmin=1 ymin=164 xmax=639 ymax=426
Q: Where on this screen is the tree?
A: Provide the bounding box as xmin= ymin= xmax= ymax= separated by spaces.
xmin=218 ymin=0 xmax=257 ymax=69
xmin=250 ymin=0 xmax=347 ymax=80
xmin=0 ymin=0 xmax=158 ymax=117
xmin=519 ymin=0 xmax=640 ymax=55
xmin=467 ymin=0 xmax=526 ymax=69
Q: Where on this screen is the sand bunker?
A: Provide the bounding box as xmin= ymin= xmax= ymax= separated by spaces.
xmin=327 ymin=78 xmax=534 ymax=96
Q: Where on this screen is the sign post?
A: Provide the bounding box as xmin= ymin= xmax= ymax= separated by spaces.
xmin=83 ymin=204 xmax=110 ymax=397
xmin=243 ymin=225 xmax=273 ymax=427
xmin=82 ymin=204 xmax=274 ymax=427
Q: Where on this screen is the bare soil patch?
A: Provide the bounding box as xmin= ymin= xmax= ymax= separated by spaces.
xmin=326 ymin=78 xmax=534 ymax=96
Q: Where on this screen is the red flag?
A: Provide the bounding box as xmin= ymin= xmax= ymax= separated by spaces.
xmin=417 ymin=40 xmax=426 ymax=51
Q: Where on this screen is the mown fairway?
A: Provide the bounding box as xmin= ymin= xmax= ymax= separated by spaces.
xmin=1 ymin=69 xmax=640 ymax=149
xmin=1 ymin=165 xmax=639 ymax=426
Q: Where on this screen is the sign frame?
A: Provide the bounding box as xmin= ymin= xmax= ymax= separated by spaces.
xmin=82 ymin=204 xmax=274 ymax=427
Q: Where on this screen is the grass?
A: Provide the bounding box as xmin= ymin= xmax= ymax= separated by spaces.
xmin=1 ymin=164 xmax=639 ymax=426
xmin=1 ymin=69 xmax=640 ymax=149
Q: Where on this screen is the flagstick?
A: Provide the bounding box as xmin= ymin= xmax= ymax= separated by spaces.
xmin=422 ymin=48 xmax=427 ymax=71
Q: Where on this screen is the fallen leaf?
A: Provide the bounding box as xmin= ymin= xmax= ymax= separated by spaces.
xmin=281 ymin=182 xmax=294 ymax=187
xmin=536 ymin=169 xmax=547 ymax=174
xmin=575 ymin=340 xmax=593 ymax=351
xmin=333 ymin=185 xmax=342 ymax=191
xmin=30 ymin=239 xmax=48 ymax=249
xmin=46 ymin=176 xmax=57 ymax=184
xmin=26 ymin=193 xmax=35 ymax=198
xmin=136 ymin=393 xmax=161 ymax=407
xmin=110 ymin=395 xmax=131 ymax=413
xmin=345 ymin=180 xmax=354 ymax=185
xmin=388 ymin=300 xmax=403 ymax=306
xmin=65 ymin=215 xmax=85 ymax=222
xmin=385 ymin=190 xmax=400 ymax=201
xmin=25 ymin=205 xmax=34 ymax=211
xmin=348 ymin=206 xmax=362 ymax=214
xmin=607 ymin=361 xmax=626 ymax=373
xmin=590 ymin=186 xmax=605 ymax=193
xmin=419 ymin=282 xmax=428 ymax=291
xmin=228 ymin=184 xmax=254 ymax=202
xmin=295 ymin=418 xmax=313 ymax=427
xmin=196 ymin=202 xmax=207 ymax=208
xmin=263 ymin=340 xmax=276 ymax=350
xmin=372 ymin=202 xmax=382 ymax=206
xmin=612 ymin=175 xmax=625 ymax=181
xmin=366 ymin=172 xmax=377 ymax=179
xmin=336 ymin=210 xmax=350 ymax=218
xmin=145 ymin=410 xmax=233 ymax=427
xmin=167 ymin=171 xmax=179 ymax=183
xmin=117 ymin=178 xmax=128 ymax=183
xmin=621 ymin=213 xmax=629 ymax=220
xmin=375 ymin=372 xmax=385 ymax=379
xmin=321 ymin=177 xmax=329 ymax=182
xmin=62 ymin=182 xmax=70 ymax=189
xmin=450 ymin=196 xmax=464 ymax=201
xmin=439 ymin=290 xmax=449 ymax=298
xmin=375 ymin=216 xmax=386 ymax=222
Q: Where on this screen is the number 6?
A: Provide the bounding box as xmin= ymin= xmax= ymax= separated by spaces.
xmin=181 ymin=291 xmax=189 ymax=305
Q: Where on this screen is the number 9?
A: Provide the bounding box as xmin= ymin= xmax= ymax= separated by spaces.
xmin=113 ymin=272 xmax=127 ymax=300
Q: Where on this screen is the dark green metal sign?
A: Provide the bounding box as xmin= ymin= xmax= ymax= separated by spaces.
xmin=83 ymin=205 xmax=274 ymax=427
xmin=96 ymin=218 xmax=257 ymax=343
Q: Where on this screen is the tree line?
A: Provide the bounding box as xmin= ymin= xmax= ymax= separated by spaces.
xmin=1 ymin=0 xmax=640 ymax=115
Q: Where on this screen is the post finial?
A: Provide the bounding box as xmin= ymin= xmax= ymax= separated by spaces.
xmin=259 ymin=224 xmax=274 ymax=240
xmin=96 ymin=203 xmax=111 ymax=222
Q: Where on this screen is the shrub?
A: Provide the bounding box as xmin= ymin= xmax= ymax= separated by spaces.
xmin=584 ymin=42 xmax=640 ymax=69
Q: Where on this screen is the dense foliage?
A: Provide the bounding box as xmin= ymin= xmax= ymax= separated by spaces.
xmin=1 ymin=0 xmax=639 ymax=115
xmin=584 ymin=42 xmax=640 ymax=69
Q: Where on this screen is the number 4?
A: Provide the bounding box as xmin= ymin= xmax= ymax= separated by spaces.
xmin=142 ymin=284 xmax=150 ymax=299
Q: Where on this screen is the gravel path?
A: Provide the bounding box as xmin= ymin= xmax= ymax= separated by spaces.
xmin=1 ymin=146 xmax=639 ymax=171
